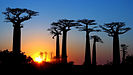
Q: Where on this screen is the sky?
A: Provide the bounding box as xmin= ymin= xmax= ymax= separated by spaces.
xmin=0 ymin=0 xmax=133 ymax=65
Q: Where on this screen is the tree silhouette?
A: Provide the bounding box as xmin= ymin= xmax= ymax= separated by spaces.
xmin=121 ymin=44 xmax=128 ymax=64
xmin=48 ymin=26 xmax=61 ymax=62
xmin=100 ymin=22 xmax=131 ymax=65
xmin=44 ymin=52 xmax=48 ymax=62
xmin=125 ymin=55 xmax=133 ymax=64
xmin=2 ymin=7 xmax=38 ymax=54
xmin=0 ymin=49 xmax=33 ymax=64
xmin=91 ymin=35 xmax=103 ymax=65
xmin=76 ymin=19 xmax=100 ymax=65
xmin=51 ymin=19 xmax=80 ymax=63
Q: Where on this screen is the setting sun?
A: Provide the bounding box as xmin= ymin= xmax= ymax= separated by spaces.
xmin=34 ymin=56 xmax=43 ymax=63
xmin=32 ymin=52 xmax=51 ymax=63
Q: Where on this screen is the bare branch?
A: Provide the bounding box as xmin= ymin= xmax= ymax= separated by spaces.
xmin=118 ymin=27 xmax=131 ymax=34
xmin=99 ymin=22 xmax=131 ymax=37
xmin=47 ymin=25 xmax=62 ymax=39
xmin=99 ymin=25 xmax=114 ymax=36
xmin=51 ymin=19 xmax=80 ymax=32
xmin=2 ymin=7 xmax=38 ymax=25
xmin=77 ymin=19 xmax=96 ymax=25
xmin=91 ymin=35 xmax=103 ymax=43
xmin=76 ymin=19 xmax=100 ymax=33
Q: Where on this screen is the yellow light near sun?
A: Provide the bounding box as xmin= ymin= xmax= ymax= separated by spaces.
xmin=34 ymin=56 xmax=43 ymax=63
xmin=31 ymin=52 xmax=51 ymax=63
xmin=45 ymin=57 xmax=51 ymax=62
xmin=22 ymin=35 xmax=55 ymax=63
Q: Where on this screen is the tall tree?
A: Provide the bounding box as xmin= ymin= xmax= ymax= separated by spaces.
xmin=48 ymin=26 xmax=61 ymax=62
xmin=51 ymin=19 xmax=80 ymax=63
xmin=77 ymin=19 xmax=100 ymax=65
xmin=121 ymin=44 xmax=128 ymax=64
xmin=3 ymin=7 xmax=38 ymax=54
xmin=100 ymin=22 xmax=131 ymax=65
xmin=91 ymin=35 xmax=103 ymax=65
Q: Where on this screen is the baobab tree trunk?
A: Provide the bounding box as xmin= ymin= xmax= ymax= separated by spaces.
xmin=84 ymin=31 xmax=91 ymax=65
xmin=56 ymin=35 xmax=60 ymax=61
xmin=92 ymin=39 xmax=96 ymax=65
xmin=113 ymin=33 xmax=120 ymax=65
xmin=62 ymin=31 xmax=67 ymax=63
xmin=13 ymin=24 xmax=21 ymax=54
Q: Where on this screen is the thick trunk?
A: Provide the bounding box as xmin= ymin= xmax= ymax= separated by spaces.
xmin=92 ymin=39 xmax=96 ymax=65
xmin=62 ymin=31 xmax=67 ymax=63
xmin=113 ymin=33 xmax=120 ymax=65
xmin=56 ymin=35 xmax=60 ymax=60
xmin=13 ymin=24 xmax=21 ymax=54
xmin=84 ymin=31 xmax=91 ymax=65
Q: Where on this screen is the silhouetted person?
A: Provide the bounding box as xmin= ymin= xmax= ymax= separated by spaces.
xmin=2 ymin=7 xmax=38 ymax=54
xmin=100 ymin=22 xmax=131 ymax=65
xmin=76 ymin=19 xmax=100 ymax=65
xmin=121 ymin=44 xmax=128 ymax=64
xmin=48 ymin=26 xmax=61 ymax=62
xmin=51 ymin=19 xmax=80 ymax=64
xmin=91 ymin=35 xmax=103 ymax=66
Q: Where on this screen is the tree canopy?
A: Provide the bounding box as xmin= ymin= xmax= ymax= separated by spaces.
xmin=2 ymin=7 xmax=38 ymax=25
xmin=76 ymin=19 xmax=100 ymax=32
xmin=51 ymin=19 xmax=80 ymax=32
xmin=100 ymin=22 xmax=131 ymax=37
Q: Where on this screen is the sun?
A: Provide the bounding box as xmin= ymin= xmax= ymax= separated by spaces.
xmin=31 ymin=52 xmax=51 ymax=63
xmin=34 ymin=56 xmax=43 ymax=63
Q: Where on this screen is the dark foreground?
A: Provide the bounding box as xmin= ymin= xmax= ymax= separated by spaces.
xmin=0 ymin=63 xmax=132 ymax=73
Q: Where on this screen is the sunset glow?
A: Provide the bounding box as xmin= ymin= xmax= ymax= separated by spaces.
xmin=32 ymin=52 xmax=51 ymax=63
xmin=0 ymin=0 xmax=133 ymax=65
xmin=34 ymin=56 xmax=43 ymax=63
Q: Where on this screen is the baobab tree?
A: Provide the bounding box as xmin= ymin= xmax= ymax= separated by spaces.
xmin=77 ymin=19 xmax=100 ymax=65
xmin=48 ymin=26 xmax=61 ymax=62
xmin=51 ymin=19 xmax=80 ymax=63
xmin=121 ymin=44 xmax=128 ymax=64
xmin=91 ymin=35 xmax=103 ymax=65
xmin=100 ymin=22 xmax=131 ymax=65
xmin=3 ymin=7 xmax=38 ymax=54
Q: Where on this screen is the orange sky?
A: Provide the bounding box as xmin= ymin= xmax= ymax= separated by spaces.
xmin=0 ymin=22 xmax=132 ymax=65
xmin=0 ymin=0 xmax=133 ymax=65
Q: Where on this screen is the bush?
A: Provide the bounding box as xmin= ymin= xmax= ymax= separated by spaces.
xmin=0 ymin=49 xmax=33 ymax=64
